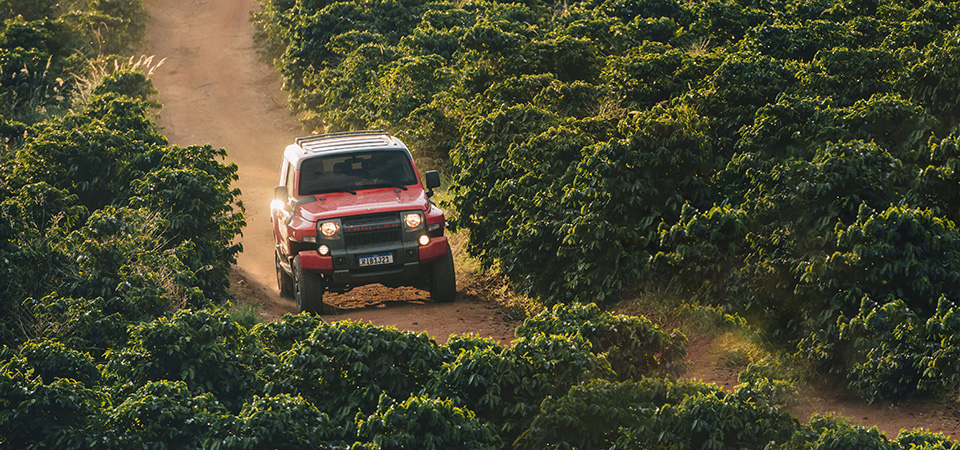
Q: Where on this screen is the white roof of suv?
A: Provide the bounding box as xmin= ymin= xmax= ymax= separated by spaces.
xmin=285 ymin=130 xmax=409 ymax=163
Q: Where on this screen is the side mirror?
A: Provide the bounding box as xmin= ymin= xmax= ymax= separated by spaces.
xmin=424 ymin=170 xmax=441 ymax=198
xmin=425 ymin=170 xmax=441 ymax=191
xmin=274 ymin=185 xmax=289 ymax=201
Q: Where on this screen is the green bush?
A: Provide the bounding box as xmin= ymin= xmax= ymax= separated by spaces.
xmin=832 ymin=296 xmax=960 ymax=402
xmin=98 ymin=380 xmax=228 ymax=449
xmin=132 ymin=164 xmax=244 ymax=302
xmin=557 ymin=107 xmax=715 ymax=302
xmin=652 ymin=204 xmax=749 ymax=298
xmin=906 ymin=30 xmax=960 ymax=132
xmin=444 ymin=333 xmax=503 ymax=354
xmin=516 ymin=302 xmax=687 ymax=379
xmin=771 ymin=413 xmax=895 ymax=450
xmin=425 ymin=345 xmax=503 ymax=422
xmin=103 ymin=308 xmax=267 ymax=411
xmin=263 ymin=320 xmax=451 ymax=428
xmin=616 ymin=389 xmax=798 ymax=449
xmin=219 ymin=393 xmax=339 ymax=449
xmin=0 ymin=20 xmax=74 ymax=121
xmin=694 ymin=52 xmax=797 ymax=139
xmin=0 ymin=0 xmax=57 ymax=21
xmin=799 ymin=47 xmax=900 ymax=105
xmin=735 ymin=95 xmax=841 ymax=160
xmin=806 ymin=205 xmax=960 ymax=317
xmin=602 ymin=42 xmax=714 ymax=109
xmin=428 ymin=331 xmax=610 ymax=442
xmin=517 ymin=377 xmax=798 ymax=450
xmin=2 ymin=88 xmax=241 ymax=309
xmin=516 ymin=378 xmax=718 ymax=449
xmin=894 ymin=430 xmax=958 ymax=450
xmin=0 ymin=367 xmax=102 ymax=449
xmin=837 ymin=297 xmax=928 ymax=401
xmin=908 ymin=135 xmax=960 ymax=223
xmin=10 ymin=339 xmax=99 ymax=385
xmin=249 ymin=312 xmax=327 ymax=354
xmin=357 ymin=394 xmax=503 ymax=450
xmin=6 ymin=94 xmax=166 ymax=211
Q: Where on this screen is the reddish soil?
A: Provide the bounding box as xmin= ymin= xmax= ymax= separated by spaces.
xmin=142 ymin=0 xmax=959 ymax=441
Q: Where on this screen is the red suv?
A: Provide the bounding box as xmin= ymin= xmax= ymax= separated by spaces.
xmin=271 ymin=130 xmax=455 ymax=313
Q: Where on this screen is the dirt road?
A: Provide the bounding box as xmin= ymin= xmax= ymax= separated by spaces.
xmin=142 ymin=0 xmax=518 ymax=345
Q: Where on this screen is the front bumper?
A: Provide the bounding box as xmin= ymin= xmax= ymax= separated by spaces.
xmin=297 ymin=236 xmax=449 ymax=288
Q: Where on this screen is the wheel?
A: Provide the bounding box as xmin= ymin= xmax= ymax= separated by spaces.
xmin=293 ymin=255 xmax=325 ymax=313
xmin=429 ymin=249 xmax=456 ymax=303
xmin=276 ymin=252 xmax=294 ymax=298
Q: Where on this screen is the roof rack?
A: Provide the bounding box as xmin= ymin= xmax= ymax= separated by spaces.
xmin=295 ymin=130 xmax=390 ymax=146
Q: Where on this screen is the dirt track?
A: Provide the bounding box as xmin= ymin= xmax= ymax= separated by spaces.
xmin=141 ymin=0 xmax=959 ymax=440
xmin=142 ymin=0 xmax=517 ymax=345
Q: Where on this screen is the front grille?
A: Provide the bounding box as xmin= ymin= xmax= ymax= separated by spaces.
xmin=345 ymin=228 xmax=402 ymax=249
xmin=341 ymin=212 xmax=403 ymax=250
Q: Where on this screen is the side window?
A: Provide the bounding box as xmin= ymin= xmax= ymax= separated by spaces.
xmin=285 ymin=162 xmax=296 ymax=197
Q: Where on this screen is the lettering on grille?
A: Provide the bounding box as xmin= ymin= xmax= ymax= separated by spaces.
xmin=340 ymin=213 xmax=402 ymax=250
xmin=341 ymin=213 xmax=399 ymax=228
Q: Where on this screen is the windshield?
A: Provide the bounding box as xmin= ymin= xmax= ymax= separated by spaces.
xmin=298 ymin=150 xmax=418 ymax=196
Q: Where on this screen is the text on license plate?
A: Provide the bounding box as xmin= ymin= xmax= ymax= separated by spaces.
xmin=359 ymin=253 xmax=393 ymax=267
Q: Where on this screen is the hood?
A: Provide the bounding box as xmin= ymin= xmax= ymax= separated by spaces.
xmin=295 ymin=187 xmax=429 ymax=221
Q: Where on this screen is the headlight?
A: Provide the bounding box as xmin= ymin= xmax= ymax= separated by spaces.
xmin=403 ymin=213 xmax=423 ymax=230
xmin=319 ymin=221 xmax=340 ymax=237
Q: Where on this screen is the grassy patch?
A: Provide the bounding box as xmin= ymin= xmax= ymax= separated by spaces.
xmin=713 ymin=330 xmax=767 ymax=371
xmin=226 ymin=301 xmax=264 ymax=330
xmin=615 ymin=287 xmax=730 ymax=338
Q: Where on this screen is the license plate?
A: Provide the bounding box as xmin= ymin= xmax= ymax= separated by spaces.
xmin=358 ymin=253 xmax=393 ymax=267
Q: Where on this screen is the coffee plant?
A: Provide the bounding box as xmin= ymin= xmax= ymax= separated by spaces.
xmin=515 ymin=302 xmax=687 ymax=380
xmin=261 ymin=319 xmax=451 ymax=432
xmin=97 ymin=380 xmax=227 ymax=449
xmin=357 ymin=394 xmax=502 ymax=450
xmin=515 ymin=378 xmax=717 ymax=449
xmin=103 ymin=308 xmax=267 ymax=412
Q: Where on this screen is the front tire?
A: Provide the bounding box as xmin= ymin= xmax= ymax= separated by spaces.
xmin=293 ymin=255 xmax=325 ymax=314
xmin=429 ymin=249 xmax=456 ymax=303
xmin=276 ymin=252 xmax=294 ymax=298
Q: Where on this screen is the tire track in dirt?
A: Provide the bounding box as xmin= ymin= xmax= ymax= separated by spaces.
xmin=142 ymin=0 xmax=518 ymax=344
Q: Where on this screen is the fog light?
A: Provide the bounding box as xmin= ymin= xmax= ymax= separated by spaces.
xmin=318 ymin=245 xmax=330 ymax=256
xmin=418 ymin=235 xmax=430 ymax=246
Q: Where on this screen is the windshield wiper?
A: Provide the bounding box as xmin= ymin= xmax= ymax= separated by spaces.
xmin=311 ymin=188 xmax=357 ymax=195
xmin=364 ymin=183 xmax=409 ymax=191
